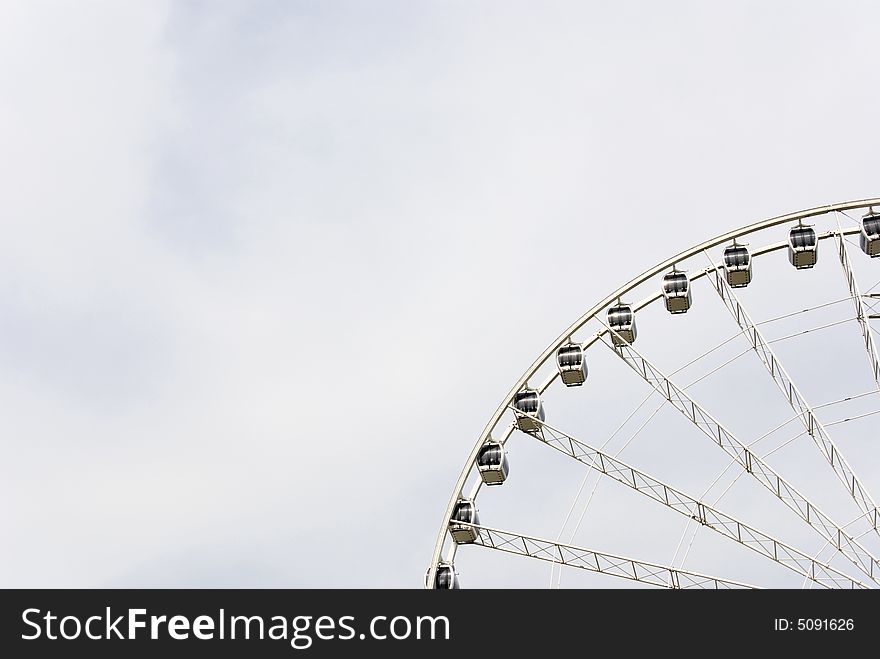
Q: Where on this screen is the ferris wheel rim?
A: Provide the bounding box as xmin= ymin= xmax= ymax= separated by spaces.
xmin=428 ymin=197 xmax=880 ymax=588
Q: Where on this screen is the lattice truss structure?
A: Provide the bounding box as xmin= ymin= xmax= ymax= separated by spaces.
xmin=428 ymin=199 xmax=880 ymax=589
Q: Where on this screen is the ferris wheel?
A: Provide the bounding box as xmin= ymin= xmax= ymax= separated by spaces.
xmin=427 ymin=198 xmax=880 ymax=590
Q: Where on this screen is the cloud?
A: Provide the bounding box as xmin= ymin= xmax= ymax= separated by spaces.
xmin=2 ymin=1 xmax=879 ymax=587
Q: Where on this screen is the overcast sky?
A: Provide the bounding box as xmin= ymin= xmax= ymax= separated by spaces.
xmin=2 ymin=1 xmax=880 ymax=588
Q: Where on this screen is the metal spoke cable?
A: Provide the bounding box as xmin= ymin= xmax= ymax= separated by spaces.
xmin=550 ymin=388 xmax=661 ymax=587
xmin=583 ymin=294 xmax=851 ymax=388
xmin=600 ymin=330 xmax=880 ymax=583
xmin=680 ymin=371 xmax=877 ymax=488
xmin=554 ymin=397 xmax=667 ymax=588
xmin=678 ymin=466 xmax=750 ymax=571
xmin=671 ymin=457 xmax=741 ymax=567
xmin=749 ymin=390 xmax=880 ymax=468
xmin=835 ymin=224 xmax=880 ymax=387
xmin=562 ymin=302 xmax=860 ymax=576
xmin=430 ymin=200 xmax=880 ymax=589
xmin=552 ymin=329 xmax=762 ymax=587
xmin=557 ymin=337 xmax=876 ymax=586
xmin=837 ymin=209 xmax=862 ymax=227
xmin=861 ymin=295 xmax=880 ymax=318
xmin=553 ymin=473 xmax=600 ymax=588
xmin=584 ymin=310 xmax=870 ymax=577
xmin=748 ymin=389 xmax=880 ymax=450
xmin=753 ymin=297 xmax=851 ymax=328
xmin=748 ymin=415 xmax=801 ymax=448
xmin=865 ymin=275 xmax=880 ymax=295
xmin=762 ymin=407 xmax=880 ymax=458
xmin=552 ymin=328 xmax=756 ymax=586
xmin=561 ymin=332 xmax=776 ymax=585
xmin=707 ymin=258 xmax=880 ymax=541
xmin=468 ymin=523 xmax=761 ymax=589
xmin=682 ymin=347 xmax=753 ymax=389
xmin=669 ymin=342 xmax=781 ymax=569
xmin=761 ymin=430 xmax=807 ymax=459
xmin=801 ymin=515 xmax=873 ymax=590
xmin=826 ymin=408 xmax=880 ymax=427
xmin=622 ymin=319 xmax=856 ymax=399
xmin=627 ymin=253 xmax=875 ymax=577
xmin=672 ymin=382 xmax=800 ymax=571
xmin=766 ymin=317 xmax=856 ymax=345
xmin=510 ymin=412 xmax=867 ymax=588
xmin=814 ymin=389 xmax=880 ymax=410
xmin=661 ymin=329 xmax=749 ymax=377
xmin=670 ymin=390 xmax=880 ymax=571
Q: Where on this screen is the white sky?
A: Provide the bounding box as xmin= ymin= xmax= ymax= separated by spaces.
xmin=1 ymin=1 xmax=879 ymax=587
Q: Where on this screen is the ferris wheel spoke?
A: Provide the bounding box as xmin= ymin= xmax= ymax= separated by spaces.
xmin=511 ymin=412 xmax=867 ymax=588
xmin=598 ymin=335 xmax=880 ymax=583
xmin=463 ymin=522 xmax=758 ymax=589
xmin=800 ymin=512 xmax=873 ymax=589
xmin=834 ymin=226 xmax=880 ymax=388
xmin=707 ymin=263 xmax=880 ymax=540
xmin=429 ymin=200 xmax=880 ymax=589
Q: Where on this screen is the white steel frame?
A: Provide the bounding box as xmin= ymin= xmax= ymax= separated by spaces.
xmin=835 ymin=224 xmax=880 ymax=387
xmin=428 ymin=198 xmax=880 ymax=589
xmin=517 ymin=413 xmax=866 ymax=588
xmin=464 ymin=522 xmax=759 ymax=589
xmin=706 ymin=260 xmax=880 ymax=538
xmin=602 ymin=336 xmax=880 ymax=583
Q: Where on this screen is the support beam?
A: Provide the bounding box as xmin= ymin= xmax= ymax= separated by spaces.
xmin=602 ymin=335 xmax=880 ymax=583
xmin=512 ymin=413 xmax=867 ymax=589
xmin=835 ymin=229 xmax=880 ymax=387
xmin=708 ymin=264 xmax=880 ymax=539
xmin=429 ymin=223 xmax=867 ymax=587
xmin=464 ymin=523 xmax=759 ymax=589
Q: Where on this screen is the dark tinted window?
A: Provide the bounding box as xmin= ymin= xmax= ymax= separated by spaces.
xmin=478 ymin=444 xmax=503 ymax=466
xmin=436 ymin=567 xmax=457 ymax=589
xmin=790 ymin=227 xmax=816 ymax=248
xmin=663 ymin=273 xmax=689 ymax=294
xmin=453 ymin=502 xmax=474 ymax=522
xmin=608 ymin=306 xmax=633 ymax=326
xmin=864 ymin=217 xmax=880 ymax=238
xmin=557 ymin=346 xmax=582 ymax=367
xmin=724 ymin=246 xmax=749 ymax=267
xmin=514 ymin=391 xmax=539 ymax=413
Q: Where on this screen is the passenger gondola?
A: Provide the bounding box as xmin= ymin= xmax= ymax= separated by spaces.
xmin=662 ymin=270 xmax=692 ymax=314
xmin=513 ymin=389 xmax=545 ymax=431
xmin=860 ymin=209 xmax=880 ymax=257
xmin=449 ymin=499 xmax=480 ymax=543
xmin=431 ymin=563 xmax=460 ymax=589
xmin=788 ymin=223 xmax=818 ymax=269
xmin=477 ymin=441 xmax=509 ymax=484
xmin=608 ymin=302 xmax=637 ymax=345
xmin=722 ymin=243 xmax=752 ymax=287
xmin=556 ymin=344 xmax=588 ymax=386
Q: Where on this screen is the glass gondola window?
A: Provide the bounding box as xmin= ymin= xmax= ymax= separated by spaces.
xmin=609 ymin=307 xmax=633 ymax=325
xmin=859 ymin=211 xmax=880 ymax=257
xmin=790 ymin=227 xmax=817 ymax=248
xmin=435 ymin=565 xmax=459 ymax=589
xmin=557 ymin=346 xmax=582 ymax=367
xmin=663 ymin=273 xmax=689 ymax=293
xmin=724 ymin=246 xmax=750 ymax=267
xmin=478 ymin=444 xmax=502 ymax=466
xmin=514 ymin=391 xmax=539 ymax=413
xmin=453 ymin=501 xmax=476 ymax=522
